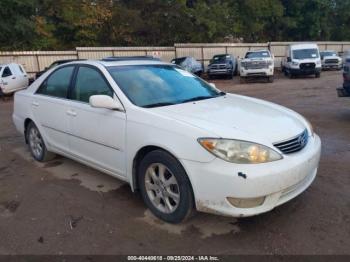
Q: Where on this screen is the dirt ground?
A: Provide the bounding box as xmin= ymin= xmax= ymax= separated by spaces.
xmin=0 ymin=71 xmax=349 ymax=255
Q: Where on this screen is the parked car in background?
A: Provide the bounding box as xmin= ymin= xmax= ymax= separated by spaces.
xmin=282 ymin=43 xmax=321 ymax=78
xmin=337 ymin=57 xmax=350 ymax=97
xmin=320 ymin=50 xmax=342 ymax=70
xmin=207 ymin=54 xmax=237 ymax=79
xmin=0 ymin=63 xmax=29 ymax=95
xmin=13 ymin=57 xmax=321 ymax=223
xmin=35 ymin=59 xmax=84 ymax=79
xmin=171 ymin=57 xmax=203 ymax=77
xmin=239 ymin=50 xmax=274 ymax=83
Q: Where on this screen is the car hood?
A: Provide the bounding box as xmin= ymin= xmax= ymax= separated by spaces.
xmin=152 ymin=94 xmax=307 ymax=145
xmin=323 ymin=55 xmax=341 ymax=60
xmin=210 ymin=61 xmax=227 ymax=65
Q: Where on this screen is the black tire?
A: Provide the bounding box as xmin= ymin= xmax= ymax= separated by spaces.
xmin=315 ymin=72 xmax=321 ymax=78
xmin=138 ymin=150 xmax=194 ymax=224
xmin=227 ymin=72 xmax=233 ymax=79
xmin=26 ymin=122 xmax=56 ymax=162
xmin=240 ymin=77 xmax=246 ymax=83
xmin=208 ymin=74 xmax=213 ymax=80
xmin=268 ymin=76 xmax=274 ymax=83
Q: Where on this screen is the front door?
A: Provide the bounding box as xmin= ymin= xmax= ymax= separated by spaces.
xmin=67 ymin=65 xmax=127 ymax=177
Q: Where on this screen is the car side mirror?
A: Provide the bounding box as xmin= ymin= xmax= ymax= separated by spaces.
xmin=287 ymin=57 xmax=291 ymax=62
xmin=209 ymin=83 xmax=216 ymax=89
xmin=89 ymin=95 xmax=123 ymax=111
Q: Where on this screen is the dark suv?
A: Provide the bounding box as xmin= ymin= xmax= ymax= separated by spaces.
xmin=207 ymin=54 xmax=237 ymax=79
xmin=337 ymin=57 xmax=350 ymax=97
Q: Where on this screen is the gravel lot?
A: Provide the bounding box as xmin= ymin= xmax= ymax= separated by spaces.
xmin=0 ymin=71 xmax=349 ymax=255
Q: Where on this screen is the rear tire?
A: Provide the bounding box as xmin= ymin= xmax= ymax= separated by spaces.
xmin=315 ymin=72 xmax=321 ymax=78
xmin=268 ymin=76 xmax=274 ymax=83
xmin=26 ymin=122 xmax=56 ymax=162
xmin=138 ymin=150 xmax=194 ymax=224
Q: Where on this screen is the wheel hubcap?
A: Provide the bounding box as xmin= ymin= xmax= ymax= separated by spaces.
xmin=145 ymin=163 xmax=180 ymax=214
xmin=29 ymin=127 xmax=43 ymax=158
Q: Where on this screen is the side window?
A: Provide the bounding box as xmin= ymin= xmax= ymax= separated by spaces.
xmin=37 ymin=66 xmax=74 ymax=98
xmin=72 ymin=66 xmax=113 ymax=103
xmin=2 ymin=67 xmax=12 ymax=77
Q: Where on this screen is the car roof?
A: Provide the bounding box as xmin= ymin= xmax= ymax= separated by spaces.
xmin=63 ymin=59 xmax=171 ymax=68
xmin=289 ymin=43 xmax=318 ymax=50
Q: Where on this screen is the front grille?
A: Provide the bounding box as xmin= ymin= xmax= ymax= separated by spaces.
xmin=325 ymin=59 xmax=339 ymax=64
xmin=211 ymin=64 xmax=226 ymax=69
xmin=300 ymin=63 xmax=315 ymax=70
xmin=245 ymin=61 xmax=268 ymax=69
xmin=273 ymin=129 xmax=309 ymax=154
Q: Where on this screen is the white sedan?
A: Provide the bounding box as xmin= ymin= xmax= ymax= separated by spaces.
xmin=13 ymin=58 xmax=321 ymax=223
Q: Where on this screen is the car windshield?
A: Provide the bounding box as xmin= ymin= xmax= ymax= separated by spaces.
xmin=212 ymin=55 xmax=228 ymax=63
xmin=107 ymin=65 xmax=224 ymax=108
xmin=293 ymin=49 xmax=319 ymax=59
xmin=245 ymin=51 xmax=270 ymax=59
xmin=321 ymin=51 xmax=336 ymax=57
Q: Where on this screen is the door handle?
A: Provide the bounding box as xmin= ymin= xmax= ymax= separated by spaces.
xmin=66 ymin=110 xmax=77 ymax=117
xmin=31 ymin=101 xmax=39 ymax=107
xmin=12 ymin=77 xmax=16 ymax=79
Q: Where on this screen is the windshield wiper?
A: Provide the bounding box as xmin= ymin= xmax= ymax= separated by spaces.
xmin=181 ymin=92 xmax=226 ymax=104
xmin=181 ymin=96 xmax=214 ymax=103
xmin=143 ymin=102 xmax=176 ymax=108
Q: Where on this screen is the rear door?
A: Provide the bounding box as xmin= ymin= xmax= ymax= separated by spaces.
xmin=67 ymin=65 xmax=127 ymax=177
xmin=32 ymin=65 xmax=75 ymax=154
xmin=16 ymin=64 xmax=29 ymax=87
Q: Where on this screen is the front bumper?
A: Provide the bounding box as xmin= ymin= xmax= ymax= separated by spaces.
xmin=290 ymin=67 xmax=321 ymax=75
xmin=182 ymin=134 xmax=321 ymax=217
xmin=208 ymin=69 xmax=232 ymax=76
xmin=322 ymin=63 xmax=342 ymax=69
xmin=240 ymin=67 xmax=274 ymax=77
xmin=337 ymin=87 xmax=350 ymax=97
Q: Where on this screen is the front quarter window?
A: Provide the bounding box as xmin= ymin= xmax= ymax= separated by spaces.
xmin=107 ymin=65 xmax=222 ymax=108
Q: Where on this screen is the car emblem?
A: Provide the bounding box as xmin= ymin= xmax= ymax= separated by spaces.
xmin=298 ymin=135 xmax=306 ymax=147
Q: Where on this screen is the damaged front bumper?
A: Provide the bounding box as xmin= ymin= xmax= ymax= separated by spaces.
xmin=181 ymin=134 xmax=321 ymax=217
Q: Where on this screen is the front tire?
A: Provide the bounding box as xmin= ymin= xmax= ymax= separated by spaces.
xmin=315 ymin=72 xmax=321 ymax=78
xmin=138 ymin=150 xmax=194 ymax=224
xmin=26 ymin=122 xmax=56 ymax=162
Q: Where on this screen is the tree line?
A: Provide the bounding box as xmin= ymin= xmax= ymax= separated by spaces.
xmin=1 ymin=0 xmax=349 ymax=51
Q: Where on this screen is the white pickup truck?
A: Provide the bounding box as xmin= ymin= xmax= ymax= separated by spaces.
xmin=239 ymin=50 xmax=274 ymax=83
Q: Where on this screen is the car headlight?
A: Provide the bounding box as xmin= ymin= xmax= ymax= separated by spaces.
xmin=198 ymin=138 xmax=282 ymax=164
xmin=304 ymin=118 xmax=314 ymax=137
xmin=316 ymin=60 xmax=321 ymax=65
xmin=292 ymin=61 xmax=299 ymax=66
